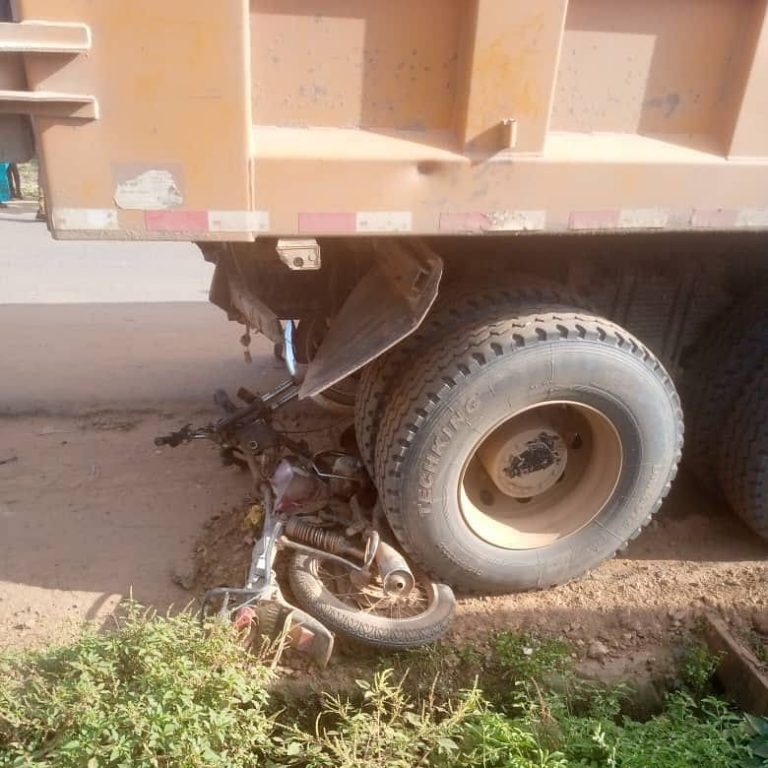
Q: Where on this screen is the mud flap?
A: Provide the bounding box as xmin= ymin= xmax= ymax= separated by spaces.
xmin=300 ymin=240 xmax=443 ymax=399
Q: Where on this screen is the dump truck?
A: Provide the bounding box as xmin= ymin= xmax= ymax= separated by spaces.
xmin=2 ymin=0 xmax=768 ymax=594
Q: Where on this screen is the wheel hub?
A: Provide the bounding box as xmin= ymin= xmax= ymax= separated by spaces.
xmin=460 ymin=402 xmax=623 ymax=550
xmin=479 ymin=418 xmax=568 ymax=498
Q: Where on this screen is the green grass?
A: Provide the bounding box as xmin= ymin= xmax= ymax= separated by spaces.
xmin=0 ymin=605 xmax=763 ymax=767
xmin=0 ymin=606 xmax=273 ymax=768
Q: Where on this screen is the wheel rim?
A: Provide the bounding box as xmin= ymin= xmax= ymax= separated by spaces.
xmin=459 ymin=401 xmax=623 ymax=550
xmin=312 ymin=559 xmax=435 ymax=620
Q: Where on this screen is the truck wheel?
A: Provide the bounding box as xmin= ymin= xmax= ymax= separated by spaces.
xmin=683 ymin=288 xmax=768 ymax=485
xmin=717 ymin=365 xmax=768 ymax=540
xmin=374 ymin=309 xmax=683 ymax=593
xmin=354 ymin=279 xmax=577 ymax=473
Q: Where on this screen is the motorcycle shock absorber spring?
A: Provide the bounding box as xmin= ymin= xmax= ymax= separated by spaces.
xmin=284 ymin=518 xmax=363 ymax=560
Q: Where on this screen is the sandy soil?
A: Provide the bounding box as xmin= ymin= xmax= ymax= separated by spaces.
xmin=0 ymin=411 xmax=251 ymax=648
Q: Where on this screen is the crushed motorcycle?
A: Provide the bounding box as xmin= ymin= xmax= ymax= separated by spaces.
xmin=155 ymin=379 xmax=455 ymax=665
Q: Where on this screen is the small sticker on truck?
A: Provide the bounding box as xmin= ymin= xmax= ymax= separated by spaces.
xmin=114 ymin=169 xmax=183 ymax=210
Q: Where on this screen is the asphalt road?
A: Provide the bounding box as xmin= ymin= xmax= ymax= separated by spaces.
xmin=0 ymin=203 xmax=211 ymax=304
xmin=0 ymin=204 xmax=279 ymax=414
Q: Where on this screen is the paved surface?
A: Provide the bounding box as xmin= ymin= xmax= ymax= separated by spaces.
xmin=0 ymin=302 xmax=279 ymax=414
xmin=0 ymin=202 xmax=211 ymax=303
xmin=0 ymin=204 xmax=277 ymax=413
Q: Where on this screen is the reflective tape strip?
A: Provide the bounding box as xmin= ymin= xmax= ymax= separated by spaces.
xmin=618 ymin=208 xmax=669 ymax=229
xmin=439 ymin=213 xmax=490 ymax=233
xmin=208 ymin=210 xmax=270 ymax=233
xmin=691 ymin=209 xmax=739 ymax=228
xmin=298 ymin=212 xmax=356 ymax=233
xmin=54 ymin=208 xmax=270 ymax=233
xmin=356 ymin=211 xmax=412 ymax=232
xmin=569 ymin=210 xmax=621 ymax=231
xmin=145 ymin=210 xmax=208 ymax=232
xmin=736 ymin=209 xmax=768 ymax=228
xmin=53 ymin=208 xmax=118 ymax=230
xmin=487 ymin=210 xmax=546 ymax=232
xmin=440 ymin=211 xmax=546 ymax=233
xmin=299 ymin=212 xmax=412 ymax=233
xmin=52 ymin=207 xmax=768 ymax=236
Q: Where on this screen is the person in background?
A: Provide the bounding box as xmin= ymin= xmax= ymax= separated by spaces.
xmin=7 ymin=162 xmax=21 ymax=198
xmin=0 ymin=161 xmax=11 ymax=208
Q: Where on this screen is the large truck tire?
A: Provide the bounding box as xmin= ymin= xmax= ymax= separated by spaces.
xmin=683 ymin=288 xmax=768 ymax=486
xmin=354 ymin=279 xmax=578 ymax=474
xmin=371 ymin=306 xmax=683 ymax=593
xmin=717 ymin=364 xmax=768 ymax=541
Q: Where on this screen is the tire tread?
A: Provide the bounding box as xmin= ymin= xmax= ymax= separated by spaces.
xmin=717 ymin=363 xmax=768 ymax=540
xmin=374 ymin=303 xmax=683 ymax=593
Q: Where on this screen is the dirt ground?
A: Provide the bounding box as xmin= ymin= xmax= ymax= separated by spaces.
xmin=0 ymin=301 xmax=275 ymax=649
xmin=0 ymin=411 xmax=248 ymax=648
xmin=3 ymin=397 xmax=767 ymax=682
xmin=181 ymin=421 xmax=768 ymax=686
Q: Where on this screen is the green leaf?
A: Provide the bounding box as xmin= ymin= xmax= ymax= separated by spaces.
xmin=750 ymin=739 xmax=768 ymax=759
xmin=88 ymin=759 xmax=99 ymax=768
xmin=62 ymin=740 xmax=81 ymax=751
xmin=405 ymin=712 xmax=423 ymax=727
xmin=285 ymin=741 xmax=303 ymax=756
xmin=746 ymin=713 xmax=768 ymax=736
xmin=437 ymin=737 xmax=459 ymax=753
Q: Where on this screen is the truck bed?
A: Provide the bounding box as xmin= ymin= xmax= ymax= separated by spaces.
xmin=2 ymin=0 xmax=767 ymax=240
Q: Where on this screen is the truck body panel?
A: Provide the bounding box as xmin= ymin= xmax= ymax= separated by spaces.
xmin=1 ymin=0 xmax=767 ymax=240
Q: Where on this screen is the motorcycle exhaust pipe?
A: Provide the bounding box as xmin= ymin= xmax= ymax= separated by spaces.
xmin=374 ymin=541 xmax=415 ymax=597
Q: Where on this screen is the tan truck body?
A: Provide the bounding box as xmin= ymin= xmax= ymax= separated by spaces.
xmin=2 ymin=0 xmax=768 ymax=240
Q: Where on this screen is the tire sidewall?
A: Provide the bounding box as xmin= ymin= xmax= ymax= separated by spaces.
xmin=288 ymin=553 xmax=455 ymax=647
xmin=391 ymin=341 xmax=680 ymax=591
